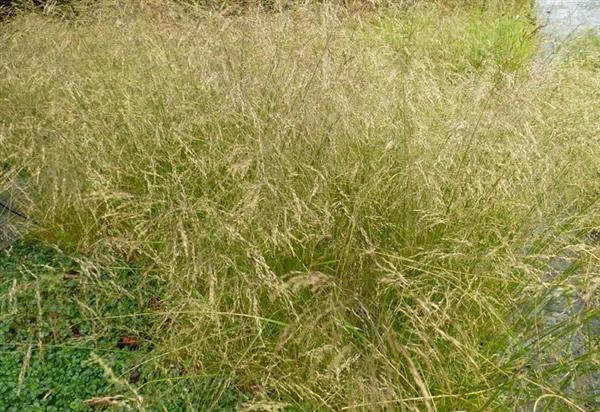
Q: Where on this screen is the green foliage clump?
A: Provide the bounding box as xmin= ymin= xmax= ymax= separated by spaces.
xmin=370 ymin=2 xmax=537 ymax=75
xmin=0 ymin=242 xmax=248 ymax=410
xmin=0 ymin=348 xmax=121 ymax=411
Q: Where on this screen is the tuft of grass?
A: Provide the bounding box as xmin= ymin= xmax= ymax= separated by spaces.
xmin=371 ymin=2 xmax=537 ymax=75
xmin=0 ymin=0 xmax=598 ymax=410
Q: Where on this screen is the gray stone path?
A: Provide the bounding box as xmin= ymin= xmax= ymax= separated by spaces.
xmin=519 ymin=2 xmax=600 ymax=407
xmin=537 ymin=0 xmax=600 ymax=54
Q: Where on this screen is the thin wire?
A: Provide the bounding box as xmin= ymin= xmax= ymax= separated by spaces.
xmin=0 ymin=199 xmax=28 ymax=219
